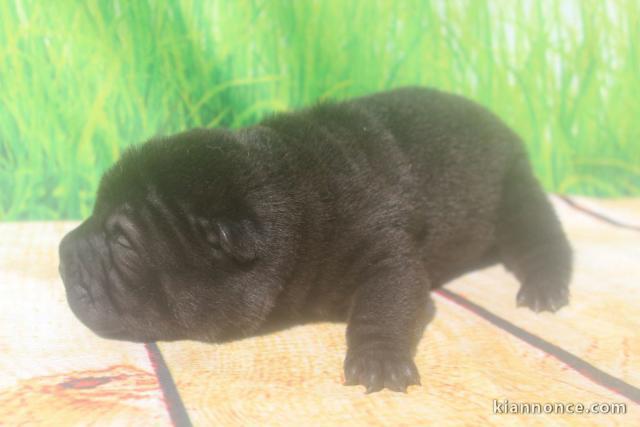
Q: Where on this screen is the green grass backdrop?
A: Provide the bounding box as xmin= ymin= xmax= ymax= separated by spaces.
xmin=1 ymin=0 xmax=639 ymax=220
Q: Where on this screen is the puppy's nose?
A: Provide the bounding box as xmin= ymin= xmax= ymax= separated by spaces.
xmin=58 ymin=233 xmax=84 ymax=293
xmin=58 ymin=234 xmax=75 ymax=282
xmin=58 ymin=262 xmax=67 ymax=282
xmin=59 ymin=232 xmax=74 ymax=259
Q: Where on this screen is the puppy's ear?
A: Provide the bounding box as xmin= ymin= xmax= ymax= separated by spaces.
xmin=199 ymin=218 xmax=259 ymax=264
xmin=216 ymin=220 xmax=259 ymax=263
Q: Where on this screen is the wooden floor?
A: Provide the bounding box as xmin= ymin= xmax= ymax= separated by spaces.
xmin=0 ymin=196 xmax=638 ymax=426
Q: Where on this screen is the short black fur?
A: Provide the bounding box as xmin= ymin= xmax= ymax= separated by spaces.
xmin=59 ymin=87 xmax=572 ymax=393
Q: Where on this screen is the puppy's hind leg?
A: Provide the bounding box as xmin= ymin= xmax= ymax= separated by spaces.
xmin=498 ymin=155 xmax=573 ymax=312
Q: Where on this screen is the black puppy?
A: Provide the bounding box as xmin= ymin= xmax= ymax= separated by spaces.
xmin=59 ymin=87 xmax=572 ymax=393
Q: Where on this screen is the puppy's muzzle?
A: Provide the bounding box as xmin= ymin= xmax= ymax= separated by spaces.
xmin=58 ymin=222 xmax=124 ymax=337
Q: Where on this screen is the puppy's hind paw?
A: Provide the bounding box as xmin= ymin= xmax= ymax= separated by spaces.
xmin=516 ymin=279 xmax=569 ymax=313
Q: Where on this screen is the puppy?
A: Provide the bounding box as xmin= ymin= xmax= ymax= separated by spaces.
xmin=59 ymin=87 xmax=572 ymax=393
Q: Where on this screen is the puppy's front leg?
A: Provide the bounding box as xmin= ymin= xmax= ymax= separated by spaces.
xmin=344 ymin=255 xmax=434 ymax=393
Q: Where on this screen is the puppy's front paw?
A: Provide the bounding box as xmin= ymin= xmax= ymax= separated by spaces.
xmin=344 ymin=348 xmax=421 ymax=393
xmin=517 ymin=277 xmax=569 ymax=313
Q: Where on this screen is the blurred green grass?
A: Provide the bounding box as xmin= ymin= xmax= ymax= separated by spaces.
xmin=0 ymin=0 xmax=639 ymax=220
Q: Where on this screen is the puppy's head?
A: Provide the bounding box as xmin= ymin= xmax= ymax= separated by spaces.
xmin=59 ymin=128 xmax=282 ymax=342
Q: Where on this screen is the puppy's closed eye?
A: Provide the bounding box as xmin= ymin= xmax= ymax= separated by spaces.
xmin=105 ymin=214 xmax=136 ymax=251
xmin=112 ymin=230 xmax=134 ymax=250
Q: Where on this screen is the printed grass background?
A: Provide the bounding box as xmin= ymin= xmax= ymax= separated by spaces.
xmin=0 ymin=0 xmax=639 ymax=220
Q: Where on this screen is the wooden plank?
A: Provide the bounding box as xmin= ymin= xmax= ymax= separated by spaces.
xmin=568 ymin=196 xmax=640 ymax=227
xmin=160 ymin=295 xmax=639 ymax=426
xmin=446 ymin=197 xmax=640 ymax=387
